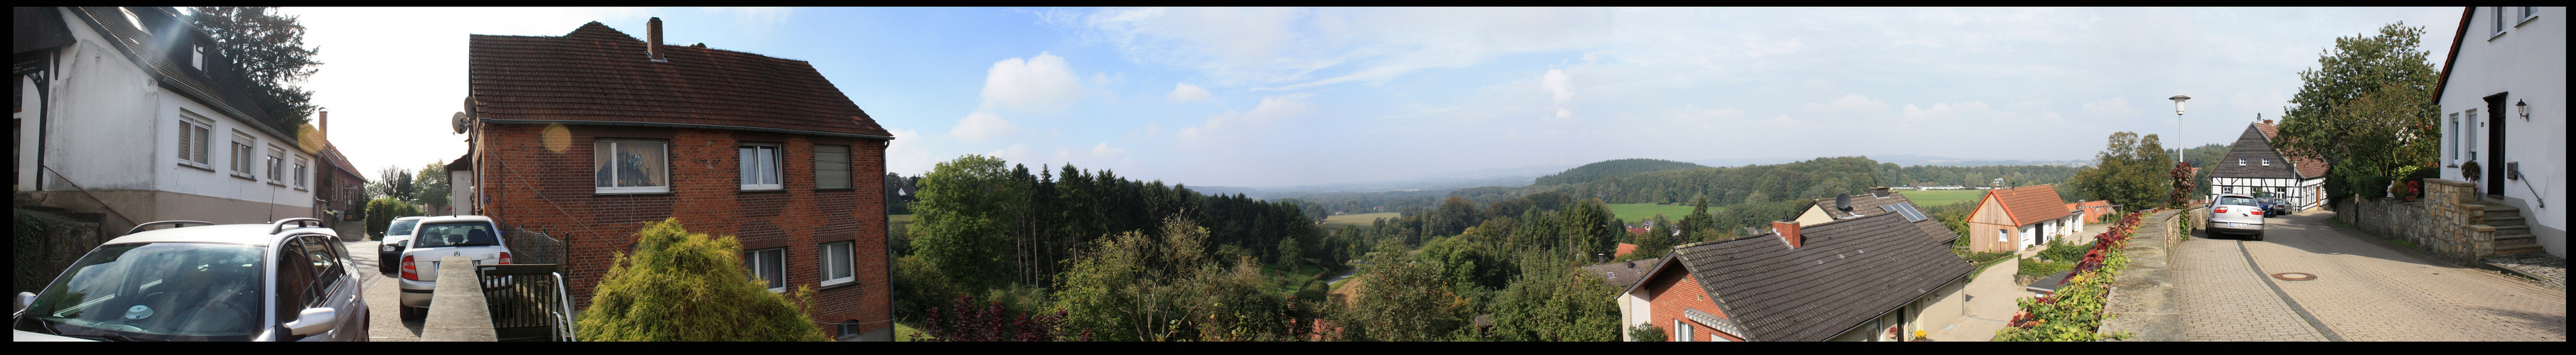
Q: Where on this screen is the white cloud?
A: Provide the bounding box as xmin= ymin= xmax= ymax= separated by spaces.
xmin=2081 ymin=97 xmax=2136 ymax=119
xmin=980 ymin=52 xmax=1085 ymax=112
xmin=884 ymin=129 xmax=935 ymax=175
xmin=1544 ymin=68 xmax=1574 ymax=118
xmin=1090 ymin=142 xmax=1126 ymax=158
xmin=1806 ymin=94 xmax=1891 ymax=114
xmin=1168 ymin=83 xmax=1212 ymax=102
xmin=948 ymin=111 xmax=1019 ymax=141
xmin=1177 ymin=94 xmax=1314 ymax=143
xmin=985 ymin=143 xmax=1034 ymax=163
xmin=1063 ymin=8 xmax=1614 ymax=89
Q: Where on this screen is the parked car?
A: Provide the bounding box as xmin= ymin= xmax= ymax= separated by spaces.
xmin=377 ymin=217 xmax=426 ymax=274
xmin=12 ymin=219 xmax=370 ymax=342
xmin=2253 ymin=192 xmax=2292 ymax=217
xmin=2208 ymin=193 xmax=2266 ymax=241
xmin=397 ymin=215 xmax=510 ymax=320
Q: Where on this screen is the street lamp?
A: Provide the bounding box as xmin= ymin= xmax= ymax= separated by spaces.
xmin=2170 ymin=95 xmax=2190 ymax=158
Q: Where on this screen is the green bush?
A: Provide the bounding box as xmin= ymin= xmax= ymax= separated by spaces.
xmin=363 ymin=197 xmax=420 ymax=239
xmin=576 ymin=219 xmax=830 ymax=342
xmin=2017 ymin=257 xmax=2071 ymax=277
xmin=1628 ymin=324 xmax=1668 ymax=342
xmin=2035 ymin=241 xmax=2093 ymax=263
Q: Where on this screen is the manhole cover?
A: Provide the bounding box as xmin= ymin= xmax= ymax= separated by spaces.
xmin=2271 ymin=272 xmax=2317 ymax=281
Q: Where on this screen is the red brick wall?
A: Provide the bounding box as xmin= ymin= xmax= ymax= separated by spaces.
xmin=477 ymin=124 xmax=891 ymax=338
xmin=1641 ymin=270 xmax=1744 ymax=342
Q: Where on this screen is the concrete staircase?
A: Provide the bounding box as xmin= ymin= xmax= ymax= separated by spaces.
xmin=2479 ymin=202 xmax=2543 ymax=256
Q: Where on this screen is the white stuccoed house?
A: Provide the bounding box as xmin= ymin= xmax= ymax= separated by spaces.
xmin=2435 ymin=6 xmax=2565 ymax=258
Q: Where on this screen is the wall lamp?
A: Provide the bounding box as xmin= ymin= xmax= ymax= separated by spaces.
xmin=2516 ymin=99 xmax=2528 ymax=121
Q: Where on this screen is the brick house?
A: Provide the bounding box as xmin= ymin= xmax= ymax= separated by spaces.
xmin=2065 ymin=200 xmax=2115 ymax=224
xmin=1965 ymin=185 xmax=2076 ymax=252
xmin=450 ymin=18 xmax=895 ymax=341
xmin=1619 ymin=213 xmax=1973 ymax=341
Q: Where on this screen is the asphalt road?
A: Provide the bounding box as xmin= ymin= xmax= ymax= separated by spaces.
xmin=340 ymin=239 xmax=424 ymax=342
xmin=2174 ymin=209 xmax=2565 ymax=341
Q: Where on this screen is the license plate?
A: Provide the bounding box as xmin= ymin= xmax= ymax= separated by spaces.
xmin=2228 ymin=223 xmax=2246 ymax=227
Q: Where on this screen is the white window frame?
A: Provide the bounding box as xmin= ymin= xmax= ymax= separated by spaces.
xmin=1677 ymin=320 xmax=1693 ymax=342
xmin=293 ymin=155 xmax=310 ymax=190
xmin=594 ymin=140 xmax=670 ymax=194
xmin=1997 ymin=229 xmax=2009 ymax=242
xmin=265 ymin=145 xmax=286 ymax=185
xmin=2260 ymin=158 xmax=2269 ymax=166
xmin=2465 ymin=109 xmax=2479 ymax=160
xmin=193 ymin=45 xmax=205 ymax=70
xmin=2521 ymin=6 xmax=2540 ymax=26
xmin=176 ymin=111 xmax=214 ymax=169
xmin=2449 ymin=114 xmax=2461 ymax=163
xmin=229 ymin=131 xmax=257 ymax=179
xmin=738 ymin=144 xmax=782 ymax=190
xmin=2492 ymin=7 xmax=2509 ymax=38
xmin=820 ymin=241 xmax=854 ymax=286
xmin=2238 ymin=158 xmax=2246 ymax=166
xmin=745 ymin=248 xmax=787 ymax=293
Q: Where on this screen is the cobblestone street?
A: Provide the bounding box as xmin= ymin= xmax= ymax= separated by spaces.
xmin=2174 ymin=210 xmax=2566 ymax=341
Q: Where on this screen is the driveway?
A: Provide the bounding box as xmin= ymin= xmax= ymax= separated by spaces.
xmin=2173 ymin=209 xmax=2565 ymax=341
xmin=340 ymin=239 xmax=426 ymax=342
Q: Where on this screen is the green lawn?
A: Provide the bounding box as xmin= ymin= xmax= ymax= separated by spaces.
xmin=1898 ymin=190 xmax=1988 ymax=208
xmin=1605 ymin=203 xmax=1715 ymax=223
xmin=1322 ymin=212 xmax=1401 ymax=229
xmin=896 ymin=322 xmax=925 ymax=342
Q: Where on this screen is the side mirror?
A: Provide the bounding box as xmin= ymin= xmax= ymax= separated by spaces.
xmin=282 ymin=307 xmax=338 ymax=336
xmin=16 ymin=292 xmax=33 ymax=315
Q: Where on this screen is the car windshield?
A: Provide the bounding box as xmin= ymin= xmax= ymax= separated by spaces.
xmin=412 ymin=222 xmax=500 ymax=248
xmin=388 ymin=219 xmax=420 ymax=237
xmin=13 ymin=243 xmax=264 ymax=342
xmin=2219 ymin=196 xmax=2258 ymax=206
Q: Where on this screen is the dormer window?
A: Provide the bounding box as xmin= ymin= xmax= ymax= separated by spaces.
xmin=2238 ymin=158 xmax=2246 ymax=166
xmin=2261 ymin=158 xmax=2270 ymax=166
xmin=193 ymin=45 xmax=206 ymax=70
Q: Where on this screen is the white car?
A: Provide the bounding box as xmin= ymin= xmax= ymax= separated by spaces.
xmin=376 ymin=217 xmax=426 ymax=274
xmin=12 ymin=219 xmax=370 ymax=342
xmin=2208 ymin=193 xmax=2266 ymax=241
xmin=396 ymin=215 xmax=511 ymax=320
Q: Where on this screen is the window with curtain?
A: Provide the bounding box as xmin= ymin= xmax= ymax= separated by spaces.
xmin=812 ymin=145 xmax=850 ymax=190
xmin=821 ymin=241 xmax=854 ymax=285
xmin=594 ymin=140 xmax=669 ymax=193
xmin=744 ymin=248 xmax=785 ymax=293
xmin=739 ymin=145 xmax=781 ymax=190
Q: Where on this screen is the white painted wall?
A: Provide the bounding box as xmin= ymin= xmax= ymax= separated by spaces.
xmin=34 ymin=7 xmax=312 ymax=222
xmin=2440 ymin=6 xmax=2566 ymax=257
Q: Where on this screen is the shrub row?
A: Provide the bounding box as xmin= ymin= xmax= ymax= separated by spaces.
xmin=1993 ymin=210 xmax=2148 ymax=342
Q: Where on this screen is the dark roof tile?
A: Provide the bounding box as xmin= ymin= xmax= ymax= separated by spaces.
xmin=468 ymin=21 xmax=889 ymax=138
xmin=1669 ymin=213 xmax=1973 ymax=341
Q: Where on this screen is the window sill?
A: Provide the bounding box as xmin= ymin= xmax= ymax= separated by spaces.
xmin=268 ymin=181 xmax=288 ymax=187
xmin=812 ymin=187 xmax=856 ymax=192
xmin=230 ymin=173 xmax=257 ymax=180
xmin=819 ymin=278 xmax=857 ymax=290
xmin=178 ymin=162 xmax=215 ymax=172
xmin=767 ymin=288 xmax=786 ymax=294
xmin=594 ymin=187 xmax=672 ymax=195
xmin=739 ymin=187 xmax=788 ymax=193
xmin=2519 ymin=14 xmax=2539 ymax=28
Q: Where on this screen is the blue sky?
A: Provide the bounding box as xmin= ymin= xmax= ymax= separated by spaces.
xmin=283 ymin=7 xmax=2464 ymax=187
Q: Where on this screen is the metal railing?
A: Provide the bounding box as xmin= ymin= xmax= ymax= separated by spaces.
xmin=476 ymin=263 xmax=576 ymax=342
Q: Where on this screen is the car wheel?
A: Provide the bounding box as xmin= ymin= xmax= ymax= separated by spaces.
xmin=402 ymin=305 xmax=426 ymax=321
xmin=2249 ymin=231 xmax=2264 ymax=241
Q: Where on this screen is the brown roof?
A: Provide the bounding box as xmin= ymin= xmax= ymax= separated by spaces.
xmin=321 ymin=144 xmax=363 ymax=179
xmin=2251 ymin=121 xmax=2330 ymax=179
xmin=1655 ymin=213 xmax=1973 ymax=342
xmin=63 ymin=7 xmax=294 ymax=141
xmin=1582 ymin=256 xmax=1665 ymax=290
xmin=468 ymin=21 xmax=890 ymax=138
xmin=1984 ymin=185 xmax=2070 ymax=226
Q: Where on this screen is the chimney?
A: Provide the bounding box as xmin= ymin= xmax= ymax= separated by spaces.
xmin=1869 ymin=186 xmax=1891 ymax=198
xmin=2263 ymin=119 xmax=2273 ymax=125
xmin=319 ymin=111 xmax=329 ymax=139
xmin=1773 ymin=220 xmax=1803 ymax=248
xmin=647 ymin=17 xmax=665 ymax=62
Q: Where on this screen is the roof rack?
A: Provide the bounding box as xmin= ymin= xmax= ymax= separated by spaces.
xmin=271 ymin=217 xmax=327 ymax=234
xmin=127 ymin=220 xmax=215 ymax=236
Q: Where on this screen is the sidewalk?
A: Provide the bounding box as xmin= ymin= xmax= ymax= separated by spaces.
xmin=1926 ymin=256 xmax=2031 ymax=342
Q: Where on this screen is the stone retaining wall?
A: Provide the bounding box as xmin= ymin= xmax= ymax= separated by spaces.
xmin=13 ymin=209 xmax=104 ymax=295
xmin=2331 ymin=178 xmax=2496 ymax=263
xmin=2100 ymin=208 xmax=2195 ymax=342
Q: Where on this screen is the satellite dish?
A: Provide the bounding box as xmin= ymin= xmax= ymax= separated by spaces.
xmin=451 ymin=112 xmax=471 ymax=134
xmin=462 ymin=97 xmax=476 ymax=116
xmin=1835 ymin=192 xmax=1852 ymax=212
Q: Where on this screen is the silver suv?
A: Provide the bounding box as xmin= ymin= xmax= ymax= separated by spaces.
xmin=396 ymin=215 xmax=510 ymax=320
xmin=376 ymin=217 xmax=426 ymax=274
xmin=12 ymin=219 xmax=370 ymax=342
xmin=2208 ymin=193 xmax=2266 ymax=241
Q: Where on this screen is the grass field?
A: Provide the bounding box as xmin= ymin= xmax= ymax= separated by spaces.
xmin=1322 ymin=212 xmax=1401 ymax=229
xmin=1898 ymin=190 xmax=1987 ymax=208
xmin=1605 ymin=203 xmax=1716 ymax=223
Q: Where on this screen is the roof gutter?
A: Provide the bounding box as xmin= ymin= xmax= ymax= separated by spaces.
xmin=2431 ymin=6 xmax=2474 ymax=104
xmin=481 ymin=119 xmax=896 ymax=141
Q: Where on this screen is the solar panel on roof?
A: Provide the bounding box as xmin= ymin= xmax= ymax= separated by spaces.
xmin=1882 ymin=204 xmax=1927 ymax=222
